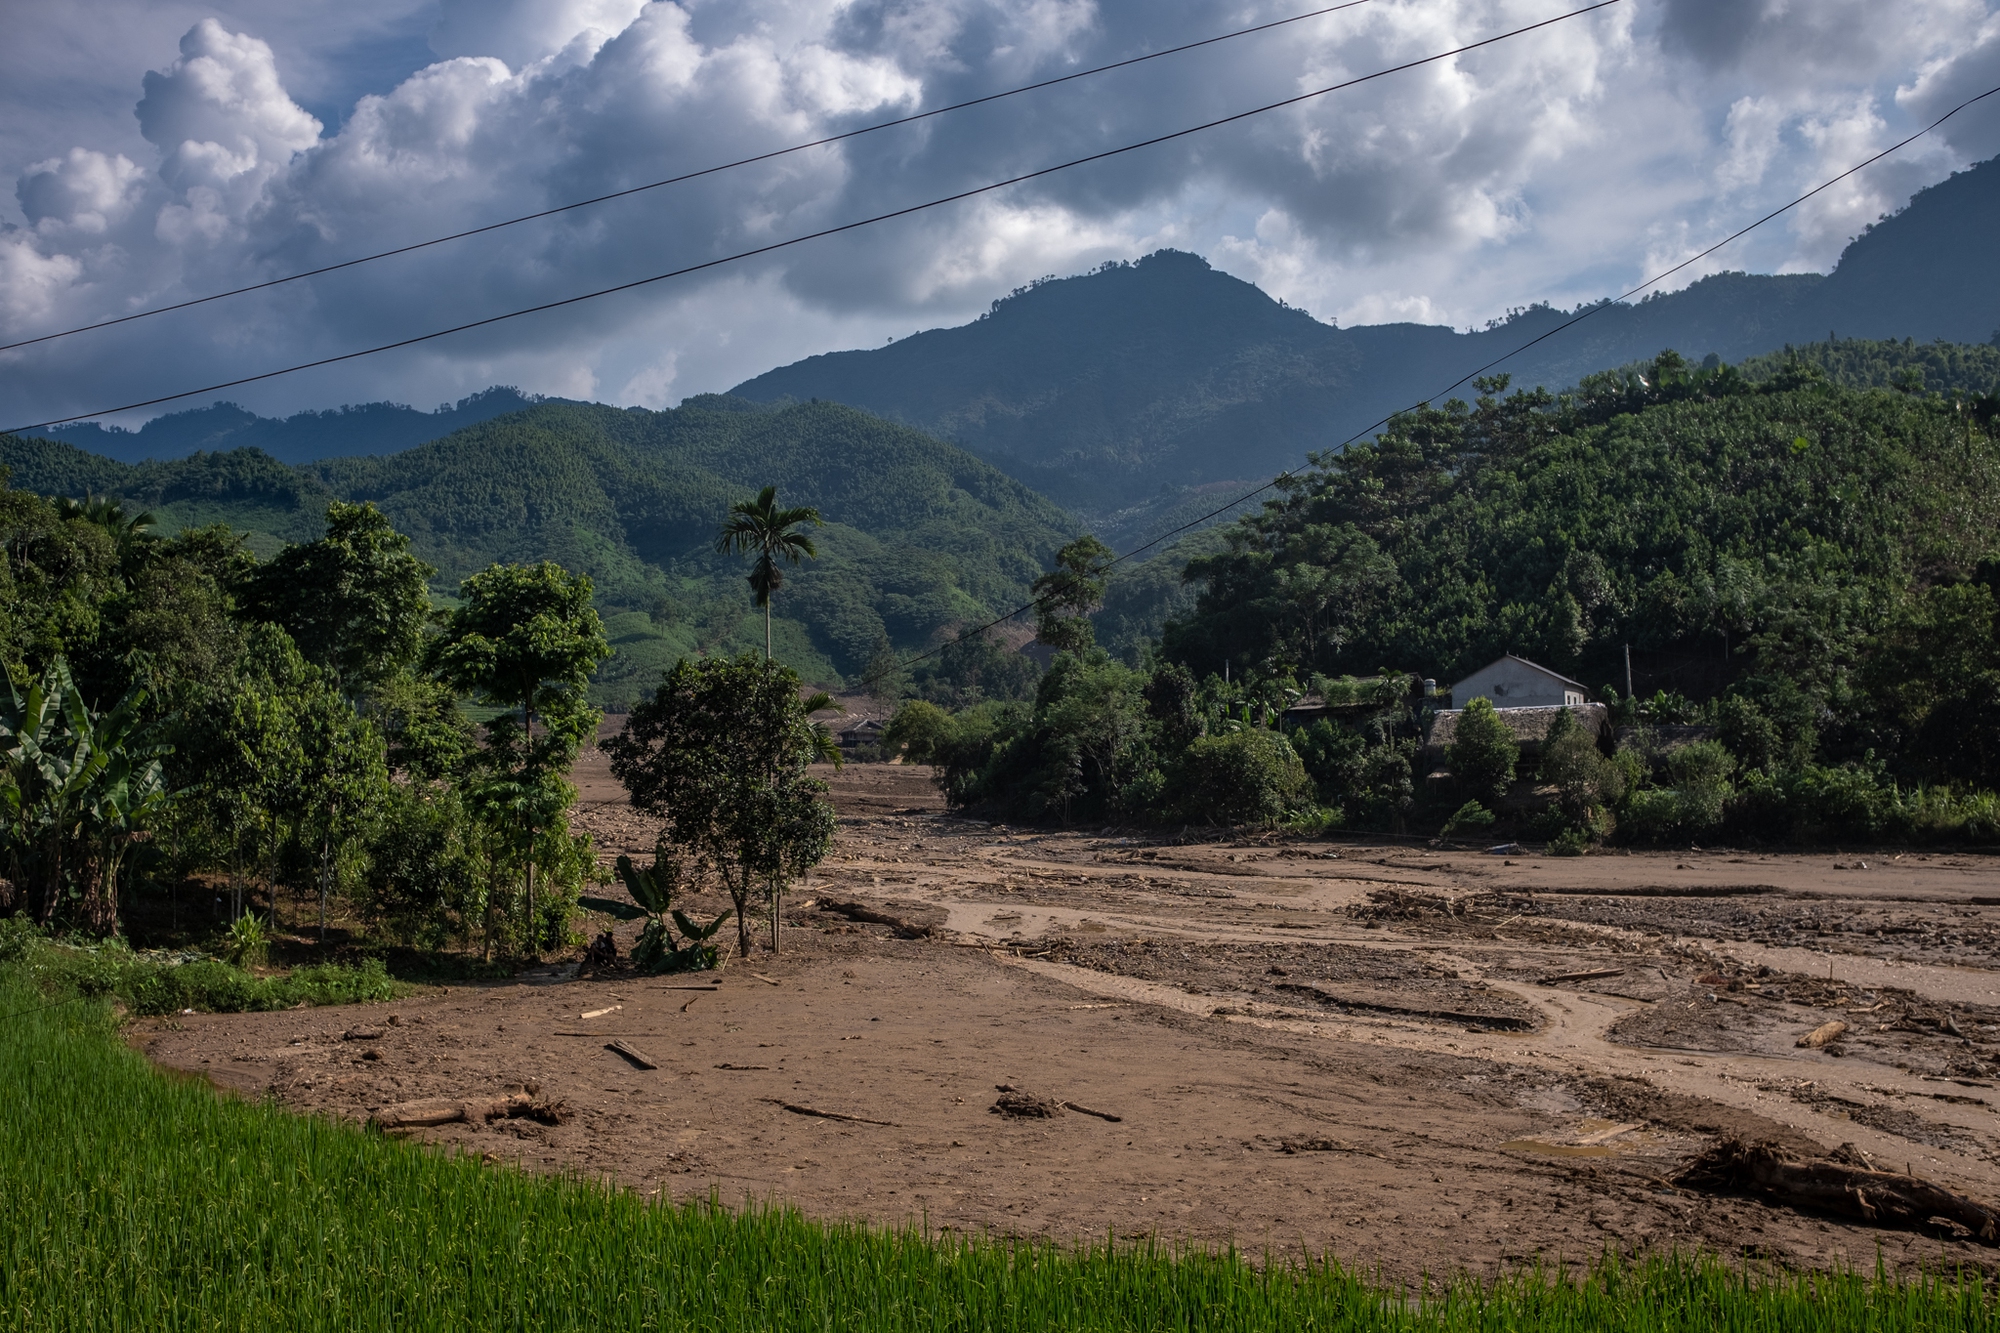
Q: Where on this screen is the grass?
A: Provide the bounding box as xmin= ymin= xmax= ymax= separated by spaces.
xmin=3 ymin=973 xmax=1996 ymax=1330
xmin=0 ymin=916 xmax=412 ymax=1016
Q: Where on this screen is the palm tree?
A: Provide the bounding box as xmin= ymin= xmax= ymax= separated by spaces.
xmin=715 ymin=486 xmax=823 ymax=659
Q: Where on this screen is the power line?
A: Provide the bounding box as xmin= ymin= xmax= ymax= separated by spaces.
xmin=3 ymin=0 xmax=1622 ymax=435
xmin=887 ymin=77 xmax=2000 ymax=674
xmin=0 ymin=1 xmax=1379 ymax=358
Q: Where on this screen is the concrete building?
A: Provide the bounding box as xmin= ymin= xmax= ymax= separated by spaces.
xmin=1447 ymin=654 xmax=1586 ymax=710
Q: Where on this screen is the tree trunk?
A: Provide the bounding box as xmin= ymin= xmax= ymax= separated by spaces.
xmin=732 ymin=870 xmax=754 ymax=959
xmin=764 ymin=602 xmax=772 ymax=661
xmin=319 ymin=832 xmax=330 ymax=947
xmin=770 ymin=873 xmax=781 ymax=954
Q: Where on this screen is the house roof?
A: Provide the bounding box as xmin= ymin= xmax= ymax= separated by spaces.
xmin=1449 ymin=653 xmax=1588 ymax=693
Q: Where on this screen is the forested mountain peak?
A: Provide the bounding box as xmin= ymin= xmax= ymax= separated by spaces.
xmin=733 ymin=155 xmax=2000 ymax=540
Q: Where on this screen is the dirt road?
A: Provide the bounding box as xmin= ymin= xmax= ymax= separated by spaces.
xmin=138 ymin=759 xmax=2000 ymax=1278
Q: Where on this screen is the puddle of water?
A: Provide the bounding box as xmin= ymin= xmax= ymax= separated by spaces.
xmin=1500 ymin=1139 xmax=1615 ymax=1157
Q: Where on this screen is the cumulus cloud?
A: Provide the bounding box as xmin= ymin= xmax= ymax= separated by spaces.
xmin=2 ymin=0 xmax=1998 ymax=429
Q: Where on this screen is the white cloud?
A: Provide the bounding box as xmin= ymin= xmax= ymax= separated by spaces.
xmin=2 ymin=0 xmax=1998 ymax=429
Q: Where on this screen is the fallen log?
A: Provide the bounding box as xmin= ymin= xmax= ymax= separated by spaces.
xmin=1798 ymin=1019 xmax=1849 ymax=1048
xmin=1060 ymin=1100 xmax=1123 ymax=1123
xmin=1536 ymin=969 xmax=1626 ymax=985
xmin=1675 ymin=1137 xmax=2000 ymax=1243
xmin=816 ymin=899 xmax=934 ymax=939
xmin=1273 ymin=981 xmax=1535 ymax=1031
xmin=371 ymin=1100 xmax=465 ymax=1129
xmin=369 ymin=1091 xmax=568 ymax=1130
xmin=606 ymin=1040 xmax=658 ymax=1070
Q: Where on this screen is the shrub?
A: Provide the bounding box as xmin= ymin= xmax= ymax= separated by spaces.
xmin=1170 ymin=730 xmax=1309 ymax=825
xmin=1448 ymin=697 xmax=1517 ymax=799
xmin=1440 ymin=800 xmax=1495 ymax=839
xmin=1668 ymin=740 xmax=1738 ymax=830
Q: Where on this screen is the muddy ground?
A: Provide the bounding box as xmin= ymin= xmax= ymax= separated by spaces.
xmin=136 ymin=753 xmax=2000 ymax=1279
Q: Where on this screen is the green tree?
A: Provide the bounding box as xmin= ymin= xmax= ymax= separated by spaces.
xmin=1169 ymin=730 xmax=1309 ymax=825
xmin=716 ymin=486 xmax=823 ymax=660
xmin=1448 ymin=697 xmax=1518 ymax=799
xmin=605 ymin=654 xmax=838 ymax=958
xmin=431 ymin=562 xmax=609 ymax=955
xmin=241 ymin=501 xmax=435 ymax=694
xmin=1537 ymin=708 xmax=1625 ymax=838
xmin=1032 ymin=536 xmax=1113 ymax=654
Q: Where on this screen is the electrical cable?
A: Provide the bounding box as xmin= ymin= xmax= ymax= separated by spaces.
xmin=0 ymin=0 xmax=1379 ymax=357
xmin=3 ymin=0 xmax=1623 ymax=435
xmin=882 ymin=77 xmax=2000 ymax=674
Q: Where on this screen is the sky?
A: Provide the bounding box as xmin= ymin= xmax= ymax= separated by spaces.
xmin=4 ymin=0 xmax=2000 ymax=430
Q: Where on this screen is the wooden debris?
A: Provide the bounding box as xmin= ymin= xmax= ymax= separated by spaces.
xmin=662 ymin=984 xmax=720 ymax=991
xmin=749 ymin=973 xmax=781 ymax=987
xmin=1675 ymin=1136 xmax=2000 ymax=1243
xmin=581 ymin=1004 xmax=623 ymax=1019
xmin=817 ymin=899 xmax=933 ymax=939
xmin=1274 ymin=981 xmax=1534 ymax=1031
xmin=368 ymin=1091 xmax=568 ymax=1130
xmin=1277 ymin=1136 xmax=1348 ymax=1154
xmin=680 ymin=995 xmax=700 ymax=1013
xmin=1798 ymin=1019 xmax=1849 ymax=1048
xmin=715 ymin=1063 xmax=770 ymax=1070
xmin=992 ymin=1089 xmax=1062 ymax=1118
xmin=1576 ymin=1121 xmax=1643 ymax=1145
xmin=1060 ymin=1100 xmax=1123 ymax=1123
xmin=606 ymin=1040 xmax=658 ymax=1070
xmin=343 ymin=1027 xmax=386 ymax=1041
xmin=1537 ymin=969 xmax=1626 ymax=985
xmin=759 ymin=1098 xmax=899 ymax=1126
xmin=371 ymin=1100 xmax=466 ymax=1129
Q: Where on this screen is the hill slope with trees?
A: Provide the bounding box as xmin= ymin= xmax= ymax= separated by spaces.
xmin=2 ymin=396 xmax=1078 ymax=695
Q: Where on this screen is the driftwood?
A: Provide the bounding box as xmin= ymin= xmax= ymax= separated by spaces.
xmin=817 ymin=899 xmax=933 ymax=939
xmin=370 ymin=1091 xmax=569 ymax=1130
xmin=1274 ymin=981 xmax=1535 ymax=1031
xmin=990 ymin=1084 xmax=1122 ymax=1122
xmin=1798 ymin=1019 xmax=1849 ymax=1048
xmin=606 ymin=1040 xmax=658 ymax=1070
xmin=1675 ymin=1137 xmax=2000 ymax=1242
xmin=760 ymin=1097 xmax=899 ymax=1126
xmin=1537 ymin=969 xmax=1626 ymax=985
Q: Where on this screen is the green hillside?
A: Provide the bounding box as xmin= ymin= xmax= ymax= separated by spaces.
xmin=1 ymin=396 xmax=1078 ymax=698
xmin=1167 ymin=352 xmax=2000 ymax=721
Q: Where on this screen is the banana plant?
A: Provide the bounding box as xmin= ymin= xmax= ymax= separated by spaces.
xmin=614 ymin=852 xmax=730 ymax=974
xmin=1 ymin=659 xmax=168 ymax=933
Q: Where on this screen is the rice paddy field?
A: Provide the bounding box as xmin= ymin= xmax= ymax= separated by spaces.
xmin=2 ymin=971 xmax=1996 ymax=1331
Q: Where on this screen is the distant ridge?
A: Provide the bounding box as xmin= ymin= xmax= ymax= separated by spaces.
xmin=40 ymin=386 xmax=560 ymax=466
xmin=732 ymin=155 xmax=2000 ymax=533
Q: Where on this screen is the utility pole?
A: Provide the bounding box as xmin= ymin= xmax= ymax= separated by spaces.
xmin=1624 ymin=644 xmax=1633 ymax=700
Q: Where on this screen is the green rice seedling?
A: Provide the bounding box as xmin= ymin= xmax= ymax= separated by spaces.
xmin=1 ymin=963 xmax=1994 ymax=1331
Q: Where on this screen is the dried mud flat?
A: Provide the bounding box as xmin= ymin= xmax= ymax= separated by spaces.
xmin=137 ymin=753 xmax=2000 ymax=1279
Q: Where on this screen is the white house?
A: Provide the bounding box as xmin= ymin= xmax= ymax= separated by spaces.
xmin=1448 ymin=654 xmax=1587 ymax=710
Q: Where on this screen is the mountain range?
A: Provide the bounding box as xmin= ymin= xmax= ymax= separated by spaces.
xmin=11 ymin=152 xmax=2000 ymax=691
xmin=732 ymin=153 xmax=2000 ymax=537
